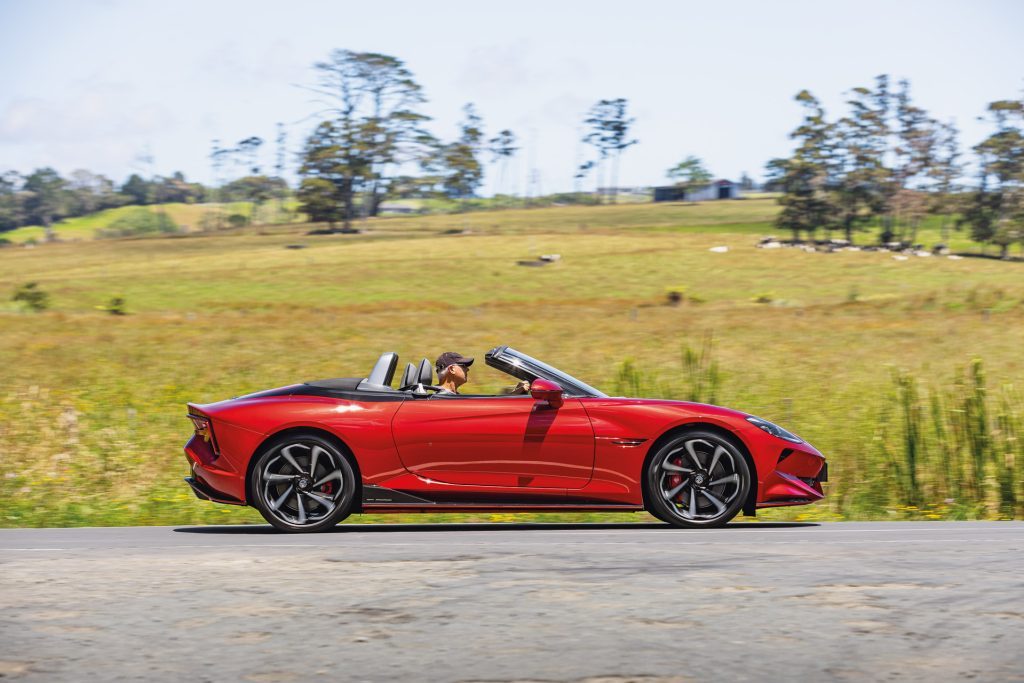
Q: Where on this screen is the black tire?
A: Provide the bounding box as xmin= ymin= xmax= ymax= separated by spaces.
xmin=645 ymin=505 xmax=674 ymax=524
xmin=644 ymin=430 xmax=751 ymax=528
xmin=250 ymin=433 xmax=356 ymax=533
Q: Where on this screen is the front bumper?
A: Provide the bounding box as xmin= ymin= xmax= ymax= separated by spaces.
xmin=756 ymin=443 xmax=828 ymax=508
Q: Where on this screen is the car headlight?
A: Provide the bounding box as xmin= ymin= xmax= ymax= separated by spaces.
xmin=746 ymin=416 xmax=803 ymax=443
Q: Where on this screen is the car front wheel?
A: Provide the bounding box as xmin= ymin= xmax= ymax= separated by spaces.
xmin=645 ymin=431 xmax=750 ymax=528
xmin=250 ymin=434 xmax=356 ymax=533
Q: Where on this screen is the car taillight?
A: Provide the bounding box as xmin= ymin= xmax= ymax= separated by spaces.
xmin=188 ymin=414 xmax=219 ymax=455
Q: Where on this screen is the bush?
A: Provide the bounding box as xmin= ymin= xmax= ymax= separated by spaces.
xmin=96 ymin=296 xmax=127 ymax=316
xmin=227 ymin=213 xmax=249 ymax=227
xmin=12 ymin=282 xmax=49 ymax=312
xmin=96 ymin=208 xmax=180 ymax=238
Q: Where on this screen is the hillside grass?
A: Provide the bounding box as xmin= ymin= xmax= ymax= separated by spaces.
xmin=1 ymin=199 xmax=1022 ymax=527
xmin=2 ymin=201 xmax=298 ymax=243
xmin=4 ymin=195 xmax=1000 ymax=255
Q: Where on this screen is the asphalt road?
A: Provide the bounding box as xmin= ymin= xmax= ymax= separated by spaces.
xmin=1 ymin=521 xmax=1022 ymax=682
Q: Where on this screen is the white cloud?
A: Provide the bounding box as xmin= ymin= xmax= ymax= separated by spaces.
xmin=0 ymin=85 xmax=179 ymax=177
xmin=0 ymin=84 xmax=176 ymax=145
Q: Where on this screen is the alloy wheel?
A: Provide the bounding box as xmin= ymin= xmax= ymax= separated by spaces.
xmin=259 ymin=441 xmax=347 ymax=527
xmin=656 ymin=437 xmax=744 ymax=523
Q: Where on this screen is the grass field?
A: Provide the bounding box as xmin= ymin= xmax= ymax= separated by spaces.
xmin=1 ymin=198 xmax=1022 ymax=527
xmin=1 ymin=201 xmax=296 ymax=243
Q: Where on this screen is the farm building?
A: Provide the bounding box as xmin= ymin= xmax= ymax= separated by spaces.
xmin=653 ymin=179 xmax=741 ymax=202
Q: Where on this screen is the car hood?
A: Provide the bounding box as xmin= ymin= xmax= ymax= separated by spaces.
xmin=588 ymin=396 xmax=751 ymax=419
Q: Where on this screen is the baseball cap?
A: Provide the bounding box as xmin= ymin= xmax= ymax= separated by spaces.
xmin=435 ymin=351 xmax=475 ymax=373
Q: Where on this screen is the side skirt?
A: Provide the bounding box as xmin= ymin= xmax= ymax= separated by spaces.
xmin=360 ymin=485 xmax=643 ymax=514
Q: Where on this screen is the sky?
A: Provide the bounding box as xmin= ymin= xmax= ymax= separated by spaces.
xmin=0 ymin=0 xmax=1022 ymax=195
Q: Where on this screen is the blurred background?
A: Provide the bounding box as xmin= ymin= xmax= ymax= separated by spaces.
xmin=1 ymin=0 xmax=1022 ymax=527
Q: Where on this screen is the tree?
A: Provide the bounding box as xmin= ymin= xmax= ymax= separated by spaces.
xmin=121 ymin=174 xmax=151 ymax=205
xmin=222 ymin=175 xmax=286 ymax=222
xmin=831 ymin=81 xmax=892 ymax=243
xmin=297 ymin=177 xmax=344 ymax=226
xmin=962 ymin=98 xmax=1024 ymax=257
xmin=22 ymin=168 xmax=70 ymax=239
xmin=770 ymin=90 xmax=835 ymax=242
xmin=739 ymin=172 xmax=755 ymax=191
xmin=302 ymin=49 xmax=432 ymax=228
xmin=67 ymin=170 xmax=121 ymax=215
xmin=0 ymin=171 xmax=24 ymax=232
xmin=488 ymin=129 xmax=518 ymax=197
xmin=297 ymin=121 xmax=347 ymax=227
xmin=274 ymin=122 xmax=289 ymax=215
xmin=666 ymin=156 xmax=712 ymax=200
xmin=237 ymin=136 xmax=264 ymax=175
xmin=579 ymin=98 xmax=637 ymax=204
xmin=927 ymin=121 xmax=964 ymax=243
xmin=355 ymin=52 xmax=433 ymax=216
xmin=150 ymin=172 xmax=204 ymax=205
xmin=891 ymin=79 xmax=939 ymax=243
xmin=439 ymin=104 xmax=485 ymax=199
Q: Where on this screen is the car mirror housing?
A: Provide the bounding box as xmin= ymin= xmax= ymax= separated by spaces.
xmin=530 ymin=378 xmax=564 ymax=408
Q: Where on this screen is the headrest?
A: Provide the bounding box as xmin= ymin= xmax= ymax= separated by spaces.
xmin=365 ymin=351 xmax=399 ymax=389
xmin=417 ymin=358 xmax=433 ymax=385
xmin=399 ymin=362 xmax=417 ymax=389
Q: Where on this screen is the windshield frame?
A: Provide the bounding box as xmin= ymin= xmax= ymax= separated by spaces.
xmin=485 ymin=346 xmax=607 ymax=398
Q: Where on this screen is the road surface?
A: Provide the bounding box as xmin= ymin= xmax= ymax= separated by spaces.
xmin=1 ymin=521 xmax=1022 ymax=682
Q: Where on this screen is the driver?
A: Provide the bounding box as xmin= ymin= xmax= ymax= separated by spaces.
xmin=435 ymin=351 xmax=531 ymax=395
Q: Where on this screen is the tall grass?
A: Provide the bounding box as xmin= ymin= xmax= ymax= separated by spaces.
xmin=884 ymin=360 xmax=1021 ymax=518
xmin=615 ymin=348 xmax=1022 ymax=521
xmin=681 ymin=333 xmax=721 ymax=404
xmin=615 ymin=334 xmax=720 ymax=404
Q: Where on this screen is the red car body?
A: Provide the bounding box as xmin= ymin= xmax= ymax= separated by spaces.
xmin=184 ymin=346 xmax=826 ymax=520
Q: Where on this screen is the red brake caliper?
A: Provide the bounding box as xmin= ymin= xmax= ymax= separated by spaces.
xmin=666 ymin=456 xmax=684 ymax=502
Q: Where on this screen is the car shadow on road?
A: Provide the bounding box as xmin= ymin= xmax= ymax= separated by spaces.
xmin=174 ymin=521 xmax=820 ymax=535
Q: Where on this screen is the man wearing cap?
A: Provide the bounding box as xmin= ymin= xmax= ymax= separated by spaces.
xmin=435 ymin=351 xmax=530 ymax=395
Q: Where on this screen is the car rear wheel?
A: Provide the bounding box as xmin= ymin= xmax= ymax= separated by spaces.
xmin=645 ymin=431 xmax=750 ymax=528
xmin=250 ymin=434 xmax=356 ymax=533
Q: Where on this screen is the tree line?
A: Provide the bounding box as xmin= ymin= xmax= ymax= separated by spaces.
xmin=294 ymin=50 xmax=641 ymax=229
xmin=0 ymin=166 xmax=291 ymax=238
xmin=6 ymin=56 xmax=1020 ymax=254
xmin=767 ymin=76 xmax=1024 ymax=256
xmin=0 ymin=169 xmax=197 ymax=237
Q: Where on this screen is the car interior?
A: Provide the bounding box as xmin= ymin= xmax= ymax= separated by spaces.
xmin=354 ymin=351 xmax=531 ymax=398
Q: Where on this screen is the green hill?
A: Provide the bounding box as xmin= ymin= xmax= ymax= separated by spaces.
xmin=1 ymin=195 xmax=987 ymax=253
xmin=2 ymin=201 xmax=294 ymax=243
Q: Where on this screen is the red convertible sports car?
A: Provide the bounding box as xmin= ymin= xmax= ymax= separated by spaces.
xmin=184 ymin=346 xmax=827 ymax=532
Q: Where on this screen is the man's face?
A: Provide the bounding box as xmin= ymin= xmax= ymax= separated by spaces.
xmin=446 ymin=363 xmax=469 ymax=386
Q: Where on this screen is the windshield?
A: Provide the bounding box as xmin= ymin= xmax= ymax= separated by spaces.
xmin=486 ymin=346 xmax=607 ymax=398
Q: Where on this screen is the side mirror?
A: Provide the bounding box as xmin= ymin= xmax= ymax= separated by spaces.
xmin=530 ymin=378 xmax=564 ymax=409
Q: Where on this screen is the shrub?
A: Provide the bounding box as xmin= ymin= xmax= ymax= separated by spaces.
xmin=96 ymin=296 xmax=127 ymax=316
xmin=97 ymin=208 xmax=180 ymax=238
xmin=227 ymin=213 xmax=249 ymax=227
xmin=12 ymin=282 xmax=49 ymax=312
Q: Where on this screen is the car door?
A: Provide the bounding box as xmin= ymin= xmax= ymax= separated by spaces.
xmin=390 ymin=395 xmax=595 ymax=490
